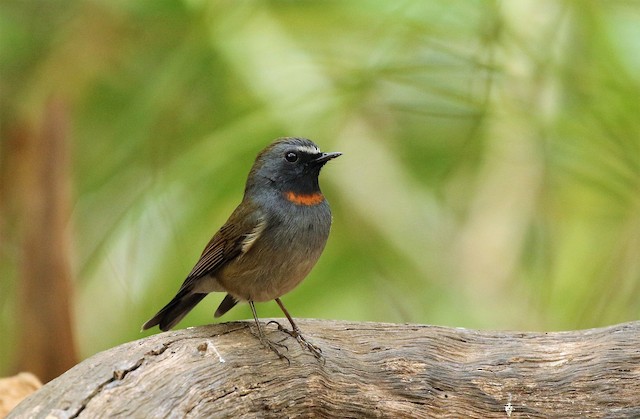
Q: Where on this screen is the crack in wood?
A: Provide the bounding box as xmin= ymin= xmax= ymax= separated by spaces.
xmin=68 ymin=339 xmax=186 ymax=418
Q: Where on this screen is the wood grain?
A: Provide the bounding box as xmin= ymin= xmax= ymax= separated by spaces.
xmin=8 ymin=320 xmax=640 ymax=418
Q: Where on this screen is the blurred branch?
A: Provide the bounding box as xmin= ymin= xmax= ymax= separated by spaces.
xmin=9 ymin=319 xmax=640 ymax=417
xmin=16 ymin=98 xmax=78 ymax=382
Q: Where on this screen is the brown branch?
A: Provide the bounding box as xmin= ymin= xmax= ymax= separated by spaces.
xmin=8 ymin=319 xmax=640 ymax=418
xmin=17 ymin=98 xmax=78 ymax=382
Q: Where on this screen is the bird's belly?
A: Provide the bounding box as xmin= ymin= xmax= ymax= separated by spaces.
xmin=221 ymin=255 xmax=319 ymax=302
xmin=217 ymin=209 xmax=330 ymax=302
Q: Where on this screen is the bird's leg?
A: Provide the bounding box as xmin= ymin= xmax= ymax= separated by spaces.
xmin=274 ymin=298 xmax=324 ymax=361
xmin=249 ymin=301 xmax=289 ymax=363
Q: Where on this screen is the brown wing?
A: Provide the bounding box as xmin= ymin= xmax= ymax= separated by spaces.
xmin=141 ymin=203 xmax=265 ymax=331
xmin=184 ymin=202 xmax=265 ymax=284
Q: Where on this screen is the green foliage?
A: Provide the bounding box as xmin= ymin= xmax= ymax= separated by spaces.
xmin=1 ymin=0 xmax=639 ymax=372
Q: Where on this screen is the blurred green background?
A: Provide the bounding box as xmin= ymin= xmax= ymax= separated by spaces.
xmin=1 ymin=0 xmax=640 ymax=379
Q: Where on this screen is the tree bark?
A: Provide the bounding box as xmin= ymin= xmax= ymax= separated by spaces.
xmin=8 ymin=319 xmax=640 ymax=418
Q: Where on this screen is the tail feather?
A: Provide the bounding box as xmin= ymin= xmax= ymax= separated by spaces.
xmin=142 ymin=292 xmax=207 ymax=331
xmin=214 ymin=293 xmax=238 ymax=318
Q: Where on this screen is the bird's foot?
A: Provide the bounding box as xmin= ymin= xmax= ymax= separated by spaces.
xmin=250 ymin=325 xmax=290 ymax=364
xmin=269 ymin=321 xmax=324 ymax=363
xmin=266 ymin=320 xmax=291 ymax=344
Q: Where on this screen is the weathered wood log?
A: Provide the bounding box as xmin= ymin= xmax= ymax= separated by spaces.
xmin=9 ymin=319 xmax=640 ymax=418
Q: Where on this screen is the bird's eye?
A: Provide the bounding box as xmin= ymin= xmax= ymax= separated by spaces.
xmin=285 ymin=152 xmax=298 ymax=163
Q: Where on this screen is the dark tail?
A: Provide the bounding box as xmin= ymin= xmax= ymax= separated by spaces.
xmin=214 ymin=293 xmax=238 ymax=318
xmin=142 ymin=291 xmax=207 ymax=332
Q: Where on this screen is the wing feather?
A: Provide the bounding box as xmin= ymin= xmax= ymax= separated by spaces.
xmin=142 ymin=203 xmax=266 ymax=331
xmin=180 ymin=206 xmax=265 ymax=289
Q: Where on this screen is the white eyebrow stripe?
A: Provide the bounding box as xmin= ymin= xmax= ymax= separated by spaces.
xmin=295 ymin=145 xmax=321 ymax=155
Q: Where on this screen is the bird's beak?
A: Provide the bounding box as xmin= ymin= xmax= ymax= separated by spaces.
xmin=312 ymin=152 xmax=342 ymax=165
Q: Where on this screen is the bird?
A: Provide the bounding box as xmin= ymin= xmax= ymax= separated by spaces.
xmin=141 ymin=137 xmax=341 ymax=361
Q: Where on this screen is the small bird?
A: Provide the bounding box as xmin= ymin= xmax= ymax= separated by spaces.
xmin=142 ymin=137 xmax=340 ymax=360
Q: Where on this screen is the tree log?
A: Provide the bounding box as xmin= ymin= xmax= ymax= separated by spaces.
xmin=8 ymin=319 xmax=640 ymax=418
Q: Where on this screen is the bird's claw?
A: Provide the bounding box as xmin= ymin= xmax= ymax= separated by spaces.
xmin=266 ymin=320 xmax=285 ymax=330
xmin=276 ymin=325 xmax=324 ymax=363
xmin=260 ymin=320 xmax=324 ymax=363
xmin=250 ymin=324 xmax=291 ymax=365
xmin=295 ymin=333 xmax=324 ymax=363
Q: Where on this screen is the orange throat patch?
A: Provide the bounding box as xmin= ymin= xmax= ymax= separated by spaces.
xmin=284 ymin=191 xmax=325 ymax=206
